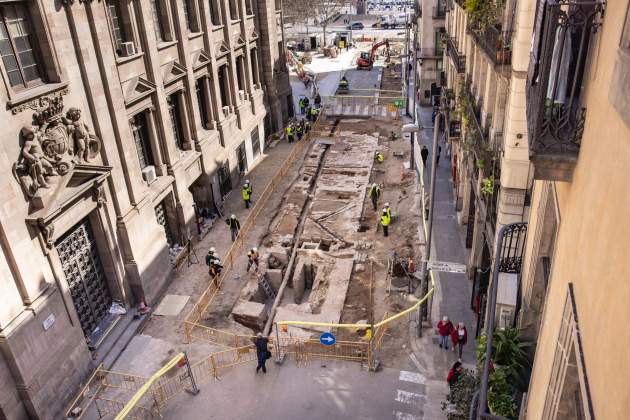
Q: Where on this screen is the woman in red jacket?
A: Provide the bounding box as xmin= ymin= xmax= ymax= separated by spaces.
xmin=450 ymin=322 xmax=468 ymax=358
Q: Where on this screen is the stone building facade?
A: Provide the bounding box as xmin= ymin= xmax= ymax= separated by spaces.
xmin=415 ymin=0 xmax=447 ymax=106
xmin=0 ymin=0 xmax=290 ymax=418
xmin=441 ymin=0 xmax=531 ymax=335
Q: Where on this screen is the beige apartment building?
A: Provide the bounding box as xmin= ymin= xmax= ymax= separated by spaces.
xmin=0 ymin=0 xmax=290 ymax=418
xmin=442 ymin=0 xmax=531 ymax=334
xmin=416 ymin=0 xmax=447 ymax=105
xmin=519 ymin=0 xmax=629 ymax=418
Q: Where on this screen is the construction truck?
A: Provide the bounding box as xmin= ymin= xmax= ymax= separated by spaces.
xmin=357 ymin=39 xmax=391 ymax=70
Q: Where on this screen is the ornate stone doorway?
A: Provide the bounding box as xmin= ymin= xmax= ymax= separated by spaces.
xmin=55 ymin=218 xmax=112 ymax=340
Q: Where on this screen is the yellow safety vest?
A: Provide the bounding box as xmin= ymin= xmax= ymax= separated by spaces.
xmin=385 ymin=207 xmax=391 ymax=218
xmin=286 ymin=126 xmax=293 ymax=135
xmin=369 ymin=186 xmax=380 ymax=198
xmin=375 ymin=152 xmax=384 ymax=162
xmin=380 ymin=214 xmax=390 ymax=227
xmin=242 ymin=186 xmax=250 ymax=200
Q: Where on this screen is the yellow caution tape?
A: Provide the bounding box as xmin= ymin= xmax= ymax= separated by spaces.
xmin=115 ymin=352 xmax=185 ymax=420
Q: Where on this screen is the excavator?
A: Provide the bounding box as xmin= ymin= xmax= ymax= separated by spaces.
xmin=357 ymin=39 xmax=391 ymax=70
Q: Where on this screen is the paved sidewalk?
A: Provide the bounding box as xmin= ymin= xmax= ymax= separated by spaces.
xmin=406 ymin=104 xmax=477 ymax=419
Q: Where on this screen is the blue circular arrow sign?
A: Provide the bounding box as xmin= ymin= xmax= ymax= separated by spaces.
xmin=320 ymin=332 xmax=336 ymax=346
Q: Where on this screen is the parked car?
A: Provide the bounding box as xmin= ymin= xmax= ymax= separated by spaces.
xmin=347 ymin=22 xmax=365 ymax=30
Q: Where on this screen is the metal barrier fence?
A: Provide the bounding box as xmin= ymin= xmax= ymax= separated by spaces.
xmin=183 ymin=114 xmax=327 ymax=343
xmin=321 ymin=95 xmax=405 ymax=118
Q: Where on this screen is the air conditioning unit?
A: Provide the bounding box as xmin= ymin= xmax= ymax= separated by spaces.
xmin=120 ymin=41 xmax=136 ymax=57
xmin=495 ymin=272 xmax=518 ymax=329
xmin=141 ymin=165 xmax=157 ymax=184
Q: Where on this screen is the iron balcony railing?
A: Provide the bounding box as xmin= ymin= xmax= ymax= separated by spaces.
xmin=446 ymin=36 xmax=465 ymax=73
xmin=526 ymin=0 xmax=605 ymax=182
xmin=470 ymin=25 xmax=512 ymax=66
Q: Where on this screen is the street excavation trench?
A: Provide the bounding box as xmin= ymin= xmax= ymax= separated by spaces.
xmin=197 ymin=112 xmax=424 ymax=367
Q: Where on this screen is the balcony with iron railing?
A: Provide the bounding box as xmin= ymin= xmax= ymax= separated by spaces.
xmin=433 ymin=1 xmax=447 ymax=19
xmin=446 ymin=36 xmax=465 ymax=73
xmin=469 ymin=25 xmax=512 ymax=66
xmin=526 ymin=0 xmax=605 ymax=182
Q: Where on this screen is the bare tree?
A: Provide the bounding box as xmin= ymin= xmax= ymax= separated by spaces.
xmin=284 ymin=0 xmax=356 ymax=45
xmin=283 ymin=0 xmax=316 ymax=34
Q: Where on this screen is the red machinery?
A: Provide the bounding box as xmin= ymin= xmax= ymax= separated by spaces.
xmin=357 ymin=39 xmax=391 ymax=70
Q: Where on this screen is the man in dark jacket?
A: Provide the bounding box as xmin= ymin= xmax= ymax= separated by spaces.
xmin=226 ymin=214 xmax=241 ymax=242
xmin=255 ymin=333 xmax=270 ymax=373
xmin=420 ymin=145 xmax=429 ymax=170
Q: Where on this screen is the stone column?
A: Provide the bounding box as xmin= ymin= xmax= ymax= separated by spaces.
xmin=145 ymin=107 xmax=168 ymax=176
xmin=177 ymin=89 xmax=194 ymax=150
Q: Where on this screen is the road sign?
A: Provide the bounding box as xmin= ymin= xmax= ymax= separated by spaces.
xmin=426 ymin=260 xmax=467 ymax=274
xmin=319 ymin=332 xmax=336 ymax=346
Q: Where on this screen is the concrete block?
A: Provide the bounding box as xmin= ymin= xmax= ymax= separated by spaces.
xmin=265 ymin=268 xmax=284 ymax=290
xmin=232 ymin=300 xmax=268 ymax=332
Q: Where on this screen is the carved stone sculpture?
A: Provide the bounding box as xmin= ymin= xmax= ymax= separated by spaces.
xmin=13 ymin=97 xmax=102 ymax=200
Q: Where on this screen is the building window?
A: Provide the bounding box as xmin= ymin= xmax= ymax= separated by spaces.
xmin=229 ymin=0 xmax=239 ymax=21
xmin=105 ymin=0 xmax=138 ymax=57
xmin=0 ymin=3 xmax=43 ymax=89
xmin=218 ymin=64 xmax=230 ymax=109
xmin=250 ymin=48 xmax=260 ymax=86
xmin=245 ymin=0 xmax=253 ymax=15
xmin=195 ymin=78 xmax=209 ymax=129
xmin=208 ymin=0 xmax=222 ymax=26
xmin=235 ymin=55 xmax=245 ymax=92
xmin=182 ymin=0 xmax=200 ymax=32
xmin=131 ymin=112 xmax=154 ymax=169
xmin=150 ymin=0 xmax=167 ymax=42
xmin=167 ymin=93 xmax=184 ymax=150
xmin=541 ymin=283 xmax=594 ymax=420
xmin=251 ymin=127 xmax=261 ymax=159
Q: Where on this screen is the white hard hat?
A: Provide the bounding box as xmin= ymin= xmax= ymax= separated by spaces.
xmin=382 ymin=208 xmax=387 ymax=213
xmin=372 ymin=183 xmax=377 ymax=187
xmin=385 ymin=202 xmax=390 ymax=207
xmin=209 ymin=247 xmax=216 ymax=253
xmin=245 ymin=180 xmax=250 ymax=184
xmin=231 ymin=214 xmax=236 ymax=218
xmin=252 ymin=247 xmax=258 ymax=252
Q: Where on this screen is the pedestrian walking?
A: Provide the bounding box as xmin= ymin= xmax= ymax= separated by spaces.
xmin=368 ymin=183 xmax=381 ymax=211
xmin=242 ymin=180 xmax=253 ymax=209
xmin=451 ymin=322 xmax=468 ymax=358
xmin=255 ymin=333 xmax=271 ymax=373
xmin=380 ymin=208 xmax=390 ymax=237
xmin=437 ymin=316 xmax=454 ymax=349
xmin=446 ymin=360 xmax=463 ymax=388
xmin=247 ymin=247 xmax=259 ymax=272
xmin=286 ymin=124 xmax=294 ymax=143
xmin=225 ymin=214 xmax=241 ymax=242
xmin=436 ymin=145 xmax=442 ymax=166
xmin=420 ymin=145 xmax=429 ymax=169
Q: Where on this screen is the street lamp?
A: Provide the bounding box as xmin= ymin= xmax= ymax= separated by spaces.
xmin=402 ymin=123 xmax=419 ymax=171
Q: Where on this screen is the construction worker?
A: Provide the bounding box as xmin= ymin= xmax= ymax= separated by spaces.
xmin=299 ymin=97 xmax=306 ymax=115
xmin=375 ymin=151 xmax=384 ymax=163
xmin=314 ymin=93 xmax=321 ymax=106
xmin=296 ymin=121 xmax=304 ymax=141
xmin=242 ymin=180 xmax=253 ymax=209
xmin=303 ymin=96 xmax=310 ymax=110
xmin=368 ymin=183 xmax=381 ymax=211
xmin=380 ymin=208 xmax=391 ymax=237
xmin=247 ymin=247 xmax=259 ymax=272
xmin=225 ymin=214 xmax=241 ymax=242
xmin=206 ymin=247 xmax=223 ymax=278
xmin=286 ymin=123 xmax=294 ymax=143
xmin=304 ymin=118 xmax=311 ymax=134
xmin=384 ymin=202 xmax=392 ymax=219
xmin=309 ymin=106 xmax=319 ymax=122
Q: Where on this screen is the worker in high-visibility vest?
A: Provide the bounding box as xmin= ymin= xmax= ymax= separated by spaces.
xmin=286 ymin=124 xmax=294 ymax=143
xmin=375 ymin=151 xmax=384 ymax=163
xmin=242 ymin=180 xmax=253 ymax=209
xmin=380 ymin=208 xmax=391 ymax=237
xmin=296 ymin=122 xmax=304 ymax=141
xmin=384 ymin=202 xmax=392 ymax=219
xmin=299 ymin=97 xmax=306 ymax=115
xmin=225 ymin=214 xmax=241 ymax=242
xmin=247 ymin=247 xmax=259 ymax=272
xmin=368 ymin=183 xmax=381 ymax=211
xmin=304 ymin=119 xmax=311 ymax=134
xmin=309 ymin=106 xmax=319 ymax=122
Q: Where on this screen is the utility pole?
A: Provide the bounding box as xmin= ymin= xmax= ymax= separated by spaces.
xmin=417 ymin=110 xmax=442 ymax=337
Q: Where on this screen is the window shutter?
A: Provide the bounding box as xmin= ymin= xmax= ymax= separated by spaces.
xmin=528 ymin=0 xmax=547 ymax=84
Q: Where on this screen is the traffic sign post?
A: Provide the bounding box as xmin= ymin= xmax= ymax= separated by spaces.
xmin=319 ymin=332 xmax=336 ymax=346
xmin=425 ymin=260 xmax=466 ymax=274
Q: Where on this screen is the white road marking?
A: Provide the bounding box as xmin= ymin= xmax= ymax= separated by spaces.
xmin=395 ymin=389 xmax=425 ymax=406
xmin=399 ymin=370 xmax=426 ymax=385
xmin=408 ymin=353 xmax=423 ymax=372
xmin=393 ymin=410 xmax=421 ymax=420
